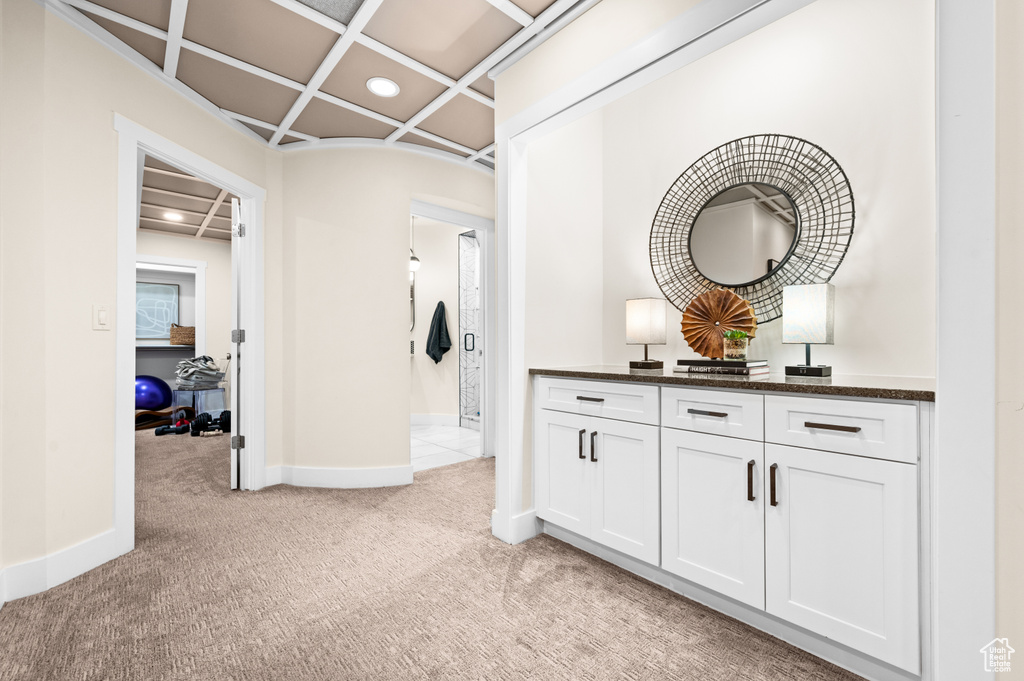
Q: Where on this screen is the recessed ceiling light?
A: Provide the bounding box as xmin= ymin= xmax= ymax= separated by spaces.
xmin=163 ymin=212 xmax=184 ymax=221
xmin=367 ymin=77 xmax=400 ymax=98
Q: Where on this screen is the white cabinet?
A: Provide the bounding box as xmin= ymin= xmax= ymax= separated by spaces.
xmin=535 ymin=406 xmax=660 ymax=564
xmin=661 ymin=428 xmax=765 ymax=608
xmin=534 ymin=375 xmax=925 ymax=675
xmin=764 ymin=443 xmax=920 ymax=673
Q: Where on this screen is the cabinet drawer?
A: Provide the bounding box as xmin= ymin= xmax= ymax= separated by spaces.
xmin=535 ymin=377 xmax=660 ymax=426
xmin=662 ymin=387 xmax=764 ymax=441
xmin=764 ymin=395 xmax=918 ymax=464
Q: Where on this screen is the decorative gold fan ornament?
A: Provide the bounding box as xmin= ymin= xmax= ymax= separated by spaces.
xmin=681 ymin=289 xmax=758 ymax=359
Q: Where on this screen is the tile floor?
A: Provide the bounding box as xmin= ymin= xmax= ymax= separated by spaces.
xmin=411 ymin=424 xmax=483 ymax=472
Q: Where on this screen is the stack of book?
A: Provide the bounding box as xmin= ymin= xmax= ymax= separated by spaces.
xmin=673 ymin=358 xmax=769 ymax=376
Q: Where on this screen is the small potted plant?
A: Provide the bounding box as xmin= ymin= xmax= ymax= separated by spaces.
xmin=722 ymin=329 xmax=749 ymax=361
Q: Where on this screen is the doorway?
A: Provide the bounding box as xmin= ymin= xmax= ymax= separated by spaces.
xmin=408 ymin=200 xmax=494 ymax=472
xmin=133 ymin=154 xmax=235 ymax=490
xmin=114 ymin=115 xmax=266 ymax=557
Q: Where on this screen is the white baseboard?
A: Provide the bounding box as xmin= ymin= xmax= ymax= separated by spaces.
xmin=410 ymin=414 xmax=460 ymax=426
xmin=542 ymin=523 xmax=916 ymax=681
xmin=266 ymin=464 xmax=413 ymax=489
xmin=1 ymin=529 xmax=119 ymax=604
xmin=490 ymin=509 xmax=541 ymax=544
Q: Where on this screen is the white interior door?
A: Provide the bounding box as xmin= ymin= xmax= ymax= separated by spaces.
xmin=590 ymin=419 xmax=660 ymax=564
xmin=764 ymin=443 xmax=920 ymax=673
xmin=661 ymin=429 xmax=765 ymax=608
xmin=229 ymin=198 xmax=242 ymax=490
xmin=534 ymin=410 xmax=591 ymax=537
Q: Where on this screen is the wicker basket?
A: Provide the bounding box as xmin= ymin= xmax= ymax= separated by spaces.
xmin=170 ymin=323 xmax=195 ymax=346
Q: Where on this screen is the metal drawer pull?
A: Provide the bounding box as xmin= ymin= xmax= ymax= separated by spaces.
xmin=747 ymin=459 xmax=756 ymax=502
xmin=577 ymin=396 xmax=605 ymax=403
xmin=687 ymin=408 xmax=728 ymax=418
xmin=590 ymin=431 xmax=598 ymax=462
xmin=804 ymin=421 xmax=862 ymax=433
xmin=578 ymin=429 xmax=586 ymax=460
xmin=770 ymin=463 xmax=779 ymax=507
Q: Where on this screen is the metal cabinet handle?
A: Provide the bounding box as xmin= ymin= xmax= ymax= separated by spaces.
xmin=688 ymin=408 xmax=728 ymax=418
xmin=464 ymin=333 xmax=475 ymax=352
xmin=590 ymin=431 xmax=597 ymax=462
xmin=770 ymin=463 xmax=779 ymax=507
xmin=577 ymin=396 xmax=605 ymax=403
xmin=804 ymin=421 xmax=861 ymax=433
xmin=578 ymin=429 xmax=586 ymax=460
xmin=747 ymin=460 xmax=756 ymax=501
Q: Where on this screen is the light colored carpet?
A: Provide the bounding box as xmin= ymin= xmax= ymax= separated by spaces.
xmin=0 ymin=431 xmax=864 ymax=680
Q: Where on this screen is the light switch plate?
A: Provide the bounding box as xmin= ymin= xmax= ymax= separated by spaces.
xmin=92 ymin=304 xmax=111 ymax=331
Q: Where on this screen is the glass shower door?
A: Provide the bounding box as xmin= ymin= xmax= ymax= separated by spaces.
xmin=459 ymin=232 xmax=481 ymax=430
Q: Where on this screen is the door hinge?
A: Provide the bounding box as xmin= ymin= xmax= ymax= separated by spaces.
xmin=231 ymin=435 xmax=245 ymax=449
xmin=234 ymin=223 xmax=246 ymax=238
xmin=231 ymin=329 xmax=246 ymax=343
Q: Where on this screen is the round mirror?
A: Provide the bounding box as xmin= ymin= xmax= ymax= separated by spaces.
xmin=689 ymin=183 xmax=799 ymax=288
xmin=650 ymin=134 xmax=855 ymax=323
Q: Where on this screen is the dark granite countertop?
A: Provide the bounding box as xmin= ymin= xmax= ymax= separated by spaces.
xmin=529 ymin=365 xmax=936 ymax=402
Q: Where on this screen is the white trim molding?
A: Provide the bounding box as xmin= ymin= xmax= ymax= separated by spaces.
xmin=266 ymin=465 xmax=414 ymax=489
xmin=490 ymin=509 xmax=540 ymax=545
xmin=1 ymin=530 xmax=117 ymax=604
xmin=934 ymin=0 xmax=997 ymax=678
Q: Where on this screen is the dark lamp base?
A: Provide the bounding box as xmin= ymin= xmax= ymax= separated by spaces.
xmin=785 ymin=364 xmax=833 ymax=377
xmin=629 ymin=359 xmax=664 ymax=370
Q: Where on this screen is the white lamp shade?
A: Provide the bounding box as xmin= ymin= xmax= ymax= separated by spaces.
xmin=625 ymin=298 xmax=667 ymax=345
xmin=783 ymin=284 xmax=835 ymax=344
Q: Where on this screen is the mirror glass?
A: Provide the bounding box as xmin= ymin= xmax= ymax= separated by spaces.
xmin=689 ymin=183 xmax=799 ymax=287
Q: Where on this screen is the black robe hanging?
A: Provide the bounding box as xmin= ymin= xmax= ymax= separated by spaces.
xmin=426 ymin=301 xmax=452 ymax=363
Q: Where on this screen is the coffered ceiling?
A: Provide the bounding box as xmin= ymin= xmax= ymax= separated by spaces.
xmin=140 ymin=156 xmax=237 ymax=242
xmin=46 ymin=0 xmax=599 ymax=172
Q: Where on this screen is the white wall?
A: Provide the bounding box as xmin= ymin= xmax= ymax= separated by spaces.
xmin=995 ymin=0 xmax=1024 ymax=653
xmin=496 ymin=0 xmax=703 ymax=126
xmin=281 ymin=148 xmax=493 ymax=471
xmin=1 ymin=0 xmax=47 ymax=569
xmin=521 ymin=109 xmax=606 ymax=504
xmin=596 ymin=0 xmax=935 ymax=376
xmin=410 ymin=218 xmax=464 ymax=419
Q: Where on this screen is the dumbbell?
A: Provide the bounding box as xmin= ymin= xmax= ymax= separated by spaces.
xmin=190 ymin=410 xmax=232 ymax=436
xmin=155 ymin=422 xmax=190 ymax=436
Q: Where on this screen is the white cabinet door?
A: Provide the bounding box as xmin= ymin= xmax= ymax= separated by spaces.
xmin=535 ymin=410 xmax=592 ymax=537
xmin=661 ymin=429 xmax=765 ymax=608
xmin=590 ymin=419 xmax=660 ymax=564
xmin=764 ymin=444 xmax=920 ymax=674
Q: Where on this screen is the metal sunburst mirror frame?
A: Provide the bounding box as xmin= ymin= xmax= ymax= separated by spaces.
xmin=649 ymin=134 xmax=855 ymax=324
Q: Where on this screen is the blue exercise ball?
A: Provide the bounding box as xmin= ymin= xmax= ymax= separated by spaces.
xmin=135 ymin=375 xmax=173 ymax=411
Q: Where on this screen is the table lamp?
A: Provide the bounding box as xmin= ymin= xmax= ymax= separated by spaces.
xmin=783 ymin=283 xmax=834 ymax=377
xmin=626 ymin=298 xmax=667 ymax=369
